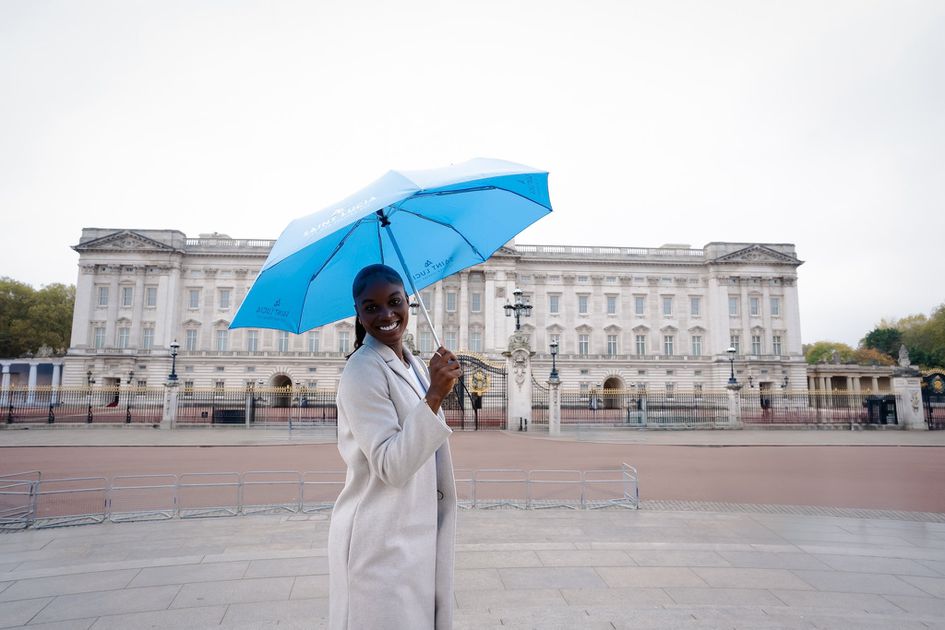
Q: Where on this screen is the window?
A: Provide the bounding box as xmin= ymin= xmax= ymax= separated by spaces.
xmin=338 ymin=331 xmax=350 ymax=354
xmin=471 ymin=292 xmax=481 ymax=313
xmin=185 ymin=329 xmax=198 ymax=351
xmin=691 ymin=335 xmax=702 ymax=356
xmin=580 ymin=382 xmax=590 ymax=395
xmin=214 ymin=380 xmax=225 ymax=393
xmin=145 ymin=286 xmax=157 ymax=307
xmin=470 ymin=331 xmax=482 ymax=353
xmin=97 ymin=286 xmax=109 ymax=307
xmin=183 ymin=381 xmax=194 ymax=397
xmin=121 ymin=287 xmax=133 ymax=307
xmin=189 ymin=289 xmax=200 ymax=309
xmin=751 ymin=335 xmax=762 ymax=355
xmin=548 ymin=294 xmax=560 ymax=314
xmin=94 ymin=326 xmax=106 ymax=349
xmin=216 ymin=329 xmax=228 ymax=351
xmin=308 ymin=331 xmax=319 ymax=353
xmin=635 ymin=335 xmax=646 ymax=355
xmin=606 ymin=295 xmax=617 ymax=315
xmin=770 ymin=297 xmax=781 ymax=317
xmin=278 ymin=331 xmax=289 ymax=352
xmin=728 ymin=296 xmax=739 ymax=316
xmin=694 ymin=383 xmax=703 ymax=399
xmin=663 ymin=335 xmax=674 ymax=356
xmin=219 ymin=289 xmax=231 ymax=309
xmin=578 ymin=334 xmax=589 ymax=356
xmin=142 ymin=328 xmax=154 ymax=350
xmin=666 ymin=382 xmax=675 ymax=399
xmin=634 ymin=296 xmax=645 ymax=316
xmin=662 ymin=296 xmax=673 ymax=317
xmin=772 ymin=335 xmax=783 ymax=355
xmin=607 ymin=334 xmax=618 ymax=356
xmin=750 ymin=296 xmax=760 ymax=317
xmin=577 ymin=275 xmax=589 ymax=283
xmin=445 ymin=331 xmax=457 ymax=350
xmin=578 ymin=295 xmax=588 ymax=315
xmin=421 ymin=291 xmax=432 ymax=310
xmin=117 ymin=327 xmax=130 ymax=349
xmin=446 ymin=291 xmax=456 ymax=312
xmin=690 ymin=296 xmax=701 ymax=317
xmin=247 ymin=330 xmax=258 ymax=352
xmin=730 ymin=334 xmax=740 ymax=354
xmin=419 ymin=329 xmax=433 ymax=353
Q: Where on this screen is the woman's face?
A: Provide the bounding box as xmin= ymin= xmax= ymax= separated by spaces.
xmin=355 ymin=277 xmax=409 ymax=350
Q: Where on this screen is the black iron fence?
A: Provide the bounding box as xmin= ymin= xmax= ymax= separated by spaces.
xmin=2 ymin=387 xmax=165 ymax=425
xmin=177 ymin=387 xmax=337 ymax=427
xmin=552 ymin=389 xmax=730 ymax=428
xmin=739 ymin=390 xmax=899 ymax=427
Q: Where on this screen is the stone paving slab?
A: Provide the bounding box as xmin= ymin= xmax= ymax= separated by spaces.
xmin=0 ymin=509 xmax=944 ymax=628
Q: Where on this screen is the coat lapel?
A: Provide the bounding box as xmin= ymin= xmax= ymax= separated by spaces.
xmin=363 ymin=334 xmax=426 ymax=400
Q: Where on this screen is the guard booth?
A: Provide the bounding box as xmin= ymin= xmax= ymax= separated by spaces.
xmin=863 ymin=395 xmax=898 ymax=425
xmin=922 ymin=372 xmax=945 ymax=430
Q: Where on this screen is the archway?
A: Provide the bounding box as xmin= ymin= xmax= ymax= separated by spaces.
xmin=270 ymin=374 xmax=292 ymax=407
xmin=603 ymin=376 xmax=625 ymax=410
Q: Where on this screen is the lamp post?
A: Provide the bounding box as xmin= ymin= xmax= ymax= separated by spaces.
xmin=125 ymin=369 xmax=135 ymax=423
xmin=549 ymin=341 xmax=559 ymax=380
xmin=504 ymin=288 xmax=532 ymax=332
xmin=168 ymin=340 xmax=180 ymax=382
xmin=86 ymin=369 xmax=95 ymax=424
xmin=726 ymin=346 xmax=737 ymax=385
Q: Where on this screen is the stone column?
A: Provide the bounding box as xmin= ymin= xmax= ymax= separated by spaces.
xmin=503 ymin=332 xmax=534 ymax=431
xmin=726 ymin=383 xmax=743 ymax=428
xmin=51 ymin=363 xmax=61 ymax=405
xmin=458 ymin=272 xmax=469 ymax=349
xmin=26 ymin=362 xmax=38 ymax=404
xmin=484 ymin=272 xmax=496 ymax=352
xmin=0 ymin=362 xmax=10 ymax=407
xmin=871 ymin=376 xmax=879 ymax=393
xmin=548 ymin=375 xmax=561 ymax=436
xmin=161 ymin=380 xmax=179 ymax=429
xmin=892 ymin=375 xmax=926 ymax=430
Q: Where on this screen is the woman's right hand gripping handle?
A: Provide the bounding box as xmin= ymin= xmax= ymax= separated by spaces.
xmin=425 ymin=347 xmax=463 ymax=414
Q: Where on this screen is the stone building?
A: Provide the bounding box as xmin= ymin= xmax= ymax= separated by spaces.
xmin=64 ymin=229 xmax=808 ymax=396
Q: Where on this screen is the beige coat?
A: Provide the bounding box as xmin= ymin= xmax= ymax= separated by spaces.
xmin=328 ymin=334 xmax=456 ymax=630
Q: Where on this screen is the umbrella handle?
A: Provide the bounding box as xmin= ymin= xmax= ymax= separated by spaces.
xmin=384 ymin=224 xmax=442 ymax=350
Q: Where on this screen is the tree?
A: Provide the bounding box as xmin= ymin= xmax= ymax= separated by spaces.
xmin=853 ymin=347 xmax=895 ymax=366
xmin=860 ymin=327 xmax=902 ymax=359
xmin=804 ymin=341 xmax=855 ymax=365
xmin=0 ymin=277 xmax=74 ymax=357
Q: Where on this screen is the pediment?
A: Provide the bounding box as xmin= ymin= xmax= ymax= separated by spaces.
xmin=574 ymin=324 xmax=593 ymax=333
xmin=660 ymin=325 xmax=678 ymax=333
xmin=545 ymin=323 xmax=564 ymax=333
xmin=688 ymin=325 xmax=706 ymax=334
xmin=73 ymin=230 xmax=179 ymax=253
xmin=182 ymin=318 xmax=202 ymax=327
xmin=603 ymin=324 xmax=622 ymax=333
xmin=632 ymin=324 xmax=650 ymax=333
xmin=711 ymin=245 xmax=800 ymax=265
xmin=212 ymin=318 xmax=231 ymax=327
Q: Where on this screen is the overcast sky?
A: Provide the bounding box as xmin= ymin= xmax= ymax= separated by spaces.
xmin=1 ymin=0 xmax=942 ymax=346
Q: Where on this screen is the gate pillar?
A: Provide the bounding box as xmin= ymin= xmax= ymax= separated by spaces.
xmin=892 ymin=375 xmax=926 ymax=430
xmin=503 ymin=332 xmax=534 ymax=431
xmin=548 ymin=374 xmax=561 ymax=436
xmin=726 ymin=383 xmax=743 ymax=428
xmin=161 ymin=380 xmax=179 ymax=429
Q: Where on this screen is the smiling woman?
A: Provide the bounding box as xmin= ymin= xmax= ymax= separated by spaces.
xmin=328 ymin=263 xmax=463 ymax=630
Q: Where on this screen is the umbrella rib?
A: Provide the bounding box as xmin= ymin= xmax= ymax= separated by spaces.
xmin=298 ymin=218 xmax=365 ymax=330
xmin=394 ymin=209 xmax=488 ymax=263
xmin=408 ymin=184 xmax=553 ymax=212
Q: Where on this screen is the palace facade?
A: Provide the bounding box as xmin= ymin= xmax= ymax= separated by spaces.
xmin=63 ymin=229 xmax=808 ymax=396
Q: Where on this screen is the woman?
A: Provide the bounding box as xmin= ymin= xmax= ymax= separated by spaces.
xmin=328 ymin=264 xmax=462 ymax=630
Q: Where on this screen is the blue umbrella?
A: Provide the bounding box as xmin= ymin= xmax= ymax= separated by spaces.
xmin=231 ymin=158 xmax=552 ymax=347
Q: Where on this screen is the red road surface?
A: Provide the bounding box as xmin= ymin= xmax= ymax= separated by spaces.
xmin=2 ymin=432 xmax=943 ymax=513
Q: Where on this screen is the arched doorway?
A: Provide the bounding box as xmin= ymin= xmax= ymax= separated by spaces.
xmin=603 ymin=376 xmax=625 ymax=410
xmin=270 ymin=374 xmax=292 ymax=408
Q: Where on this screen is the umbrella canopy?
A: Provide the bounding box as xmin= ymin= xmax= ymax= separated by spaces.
xmin=231 ymin=158 xmax=552 ymax=341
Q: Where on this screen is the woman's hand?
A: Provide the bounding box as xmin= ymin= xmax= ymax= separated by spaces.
xmin=425 ymin=346 xmax=462 ymax=413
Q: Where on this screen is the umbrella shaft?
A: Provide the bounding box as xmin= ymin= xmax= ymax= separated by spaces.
xmin=383 ymin=224 xmax=442 ymax=350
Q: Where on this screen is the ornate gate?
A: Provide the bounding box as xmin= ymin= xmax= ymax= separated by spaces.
xmin=442 ymin=353 xmax=507 ymax=430
xmin=923 ymin=372 xmax=945 ymax=430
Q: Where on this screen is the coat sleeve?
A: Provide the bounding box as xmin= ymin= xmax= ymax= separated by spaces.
xmin=338 ymin=357 xmax=452 ymax=488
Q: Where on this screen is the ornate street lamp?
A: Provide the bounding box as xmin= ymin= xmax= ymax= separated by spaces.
xmin=504 ymin=288 xmax=532 ymax=331
xmin=549 ymin=340 xmax=559 ymax=380
xmin=86 ymin=369 xmax=95 ymax=424
xmin=726 ymin=346 xmax=737 ymax=385
xmin=168 ymin=340 xmax=180 ymax=382
xmin=125 ymin=369 xmax=135 ymax=423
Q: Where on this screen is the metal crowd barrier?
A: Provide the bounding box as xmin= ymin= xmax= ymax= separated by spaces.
xmin=0 ymin=464 xmax=639 ymax=530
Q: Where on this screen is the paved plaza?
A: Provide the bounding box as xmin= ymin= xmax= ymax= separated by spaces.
xmin=1 ymin=508 xmax=944 ymax=629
